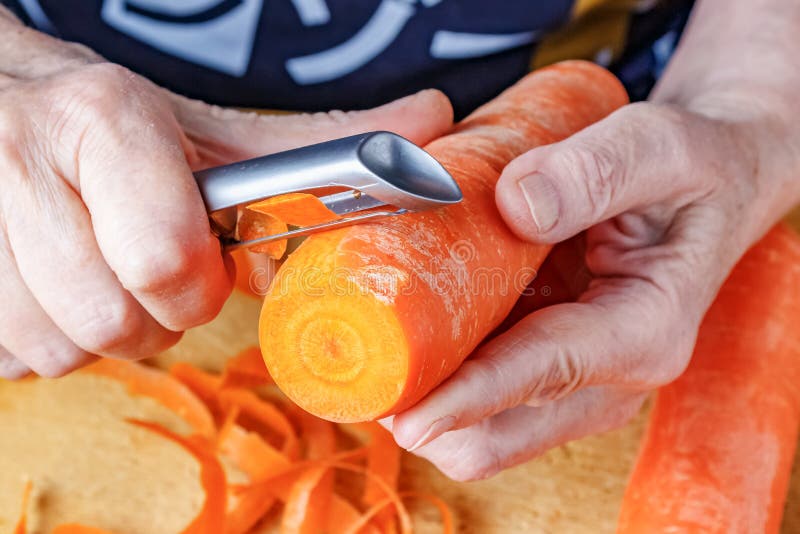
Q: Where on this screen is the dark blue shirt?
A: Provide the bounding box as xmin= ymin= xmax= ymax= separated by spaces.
xmin=2 ymin=0 xmax=692 ymax=117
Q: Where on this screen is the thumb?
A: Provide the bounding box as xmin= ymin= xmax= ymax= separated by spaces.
xmin=495 ymin=103 xmax=713 ymax=244
xmin=170 ymin=89 xmax=454 ymax=165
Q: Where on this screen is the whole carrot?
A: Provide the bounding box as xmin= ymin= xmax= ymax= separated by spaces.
xmin=617 ymin=224 xmax=800 ymax=534
xmin=260 ymin=61 xmax=629 ymax=422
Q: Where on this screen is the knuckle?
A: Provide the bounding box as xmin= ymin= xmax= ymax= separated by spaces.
xmin=56 ymin=64 xmax=147 ymax=132
xmin=554 ymin=141 xmax=620 ymax=220
xmin=72 ymin=298 xmax=142 ymax=356
xmin=520 ymin=324 xmax=584 ymax=403
xmin=117 ymin=237 xmax=200 ymax=297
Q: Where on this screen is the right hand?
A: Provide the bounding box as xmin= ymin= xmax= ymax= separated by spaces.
xmin=0 ymin=10 xmax=454 ymax=379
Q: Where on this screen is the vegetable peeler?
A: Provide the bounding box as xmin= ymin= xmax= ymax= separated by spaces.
xmin=193 ymin=131 xmax=463 ymax=251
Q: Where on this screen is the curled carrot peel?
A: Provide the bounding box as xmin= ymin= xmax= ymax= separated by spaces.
xmin=238 ymin=208 xmax=288 ymax=258
xmin=51 ymin=525 xmax=116 ymax=534
xmin=217 ymin=388 xmax=300 ymax=458
xmin=220 ymin=347 xmax=273 ymax=390
xmin=344 ymin=493 xmax=454 ymax=534
xmin=281 ymin=465 xmax=334 ymax=534
xmin=8 ymin=326 xmax=452 ymax=533
xmin=247 ymin=193 xmax=341 ymax=226
xmin=617 ymin=225 xmax=800 ymax=534
xmin=127 ymin=419 xmax=227 ymax=534
xmin=12 ymin=480 xmax=32 ymax=534
xmin=86 ymin=360 xmax=216 ymax=439
xmin=258 ymin=61 xmax=630 ymax=422
xmin=357 ymin=423 xmax=401 ymax=532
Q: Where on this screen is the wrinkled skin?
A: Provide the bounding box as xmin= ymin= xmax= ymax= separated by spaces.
xmin=0 ymin=8 xmax=453 ymax=378
xmin=390 ymin=0 xmax=800 ymax=481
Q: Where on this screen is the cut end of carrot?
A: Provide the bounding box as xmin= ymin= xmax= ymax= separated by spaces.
xmin=259 ymin=235 xmax=409 ymax=422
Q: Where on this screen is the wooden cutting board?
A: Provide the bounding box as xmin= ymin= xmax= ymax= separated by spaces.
xmin=154 ymin=210 xmax=800 ymax=534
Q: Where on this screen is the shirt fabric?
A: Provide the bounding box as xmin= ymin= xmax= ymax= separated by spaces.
xmin=2 ymin=0 xmax=693 ymax=118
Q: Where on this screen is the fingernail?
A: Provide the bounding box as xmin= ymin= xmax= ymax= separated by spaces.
xmin=406 ymin=415 xmax=456 ymax=452
xmin=518 ymin=173 xmax=560 ymax=233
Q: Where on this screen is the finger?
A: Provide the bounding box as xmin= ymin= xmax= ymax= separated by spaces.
xmin=169 ymin=89 xmax=455 ymax=166
xmin=495 ymin=103 xmax=725 ymax=244
xmin=0 ymin=346 xmax=30 ymax=380
xmin=409 ymin=386 xmax=646 ymax=481
xmin=50 ymin=64 xmax=233 ymax=332
xmin=0 ymin=228 xmax=93 ymax=376
xmin=392 ymin=277 xmax=688 ymax=451
xmin=2 ymin=130 xmax=182 ymax=361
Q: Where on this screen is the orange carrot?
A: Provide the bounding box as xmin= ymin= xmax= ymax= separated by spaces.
xmin=85 ymin=360 xmax=216 ymax=439
xmin=357 ymin=423 xmax=401 ymax=532
xmin=281 ymin=465 xmax=334 ymax=534
xmin=128 ymin=419 xmax=227 ymax=534
xmin=217 ymin=388 xmax=300 ymax=458
xmin=220 ymin=346 xmax=273 ymax=389
xmin=617 ymin=224 xmax=800 ymax=534
xmin=345 ymin=493 xmax=454 ymax=534
xmin=238 ymin=209 xmax=288 ymax=258
xmin=169 ymin=363 xmax=223 ymax=415
xmin=12 ymin=480 xmax=32 ymax=534
xmin=51 ymin=525 xmax=116 ymax=534
xmin=217 ymin=425 xmax=283 ymax=534
xmin=248 ymin=193 xmax=341 ymax=226
xmin=258 ymin=60 xmax=629 ymax=422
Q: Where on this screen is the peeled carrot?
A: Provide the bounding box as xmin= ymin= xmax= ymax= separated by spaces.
xmin=258 ymin=60 xmax=628 ymax=422
xmin=617 ymin=224 xmax=800 ymax=534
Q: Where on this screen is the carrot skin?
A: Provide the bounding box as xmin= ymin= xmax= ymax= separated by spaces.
xmin=617 ymin=224 xmax=800 ymax=534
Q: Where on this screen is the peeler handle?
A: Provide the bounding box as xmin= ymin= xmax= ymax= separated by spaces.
xmin=195 ymin=132 xmax=382 ymax=213
xmin=193 ymin=131 xmax=461 ymax=214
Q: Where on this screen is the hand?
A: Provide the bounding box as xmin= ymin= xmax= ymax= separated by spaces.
xmin=0 ymin=13 xmax=453 ymax=379
xmin=387 ymin=96 xmax=800 ymax=480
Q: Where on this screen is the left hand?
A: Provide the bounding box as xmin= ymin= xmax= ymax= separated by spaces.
xmin=386 ymin=96 xmax=800 ymax=480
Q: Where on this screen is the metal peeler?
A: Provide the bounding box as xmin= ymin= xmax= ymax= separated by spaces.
xmin=193 ymin=131 xmax=463 ymax=251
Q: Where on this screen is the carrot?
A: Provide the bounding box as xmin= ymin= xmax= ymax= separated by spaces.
xmin=220 ymin=346 xmax=273 ymax=389
xmin=617 ymin=224 xmax=800 ymax=534
xmin=248 ymin=192 xmax=341 ymax=226
xmin=85 ymin=360 xmax=216 ymax=439
xmin=128 ymin=419 xmax=227 ymax=534
xmin=169 ymin=362 xmax=223 ymax=416
xmin=238 ymin=209 xmax=288 ymax=258
xmin=357 ymin=423 xmax=401 ymax=533
xmin=51 ymin=525 xmax=116 ymax=534
xmin=345 ymin=492 xmax=454 ymax=534
xmin=257 ymin=60 xmax=629 ymax=422
xmin=217 ymin=388 xmax=300 ymax=458
xmin=12 ymin=480 xmax=32 ymax=534
xmin=281 ymin=465 xmax=334 ymax=534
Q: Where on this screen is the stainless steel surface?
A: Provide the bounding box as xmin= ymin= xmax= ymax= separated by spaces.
xmin=193 ymin=131 xmax=462 ymax=251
